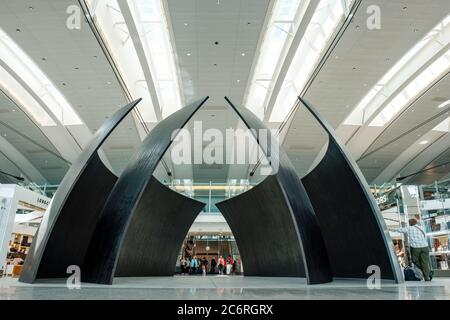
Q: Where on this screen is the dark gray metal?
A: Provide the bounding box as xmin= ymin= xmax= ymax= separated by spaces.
xmin=216 ymin=175 xmax=306 ymax=277
xmin=217 ymin=97 xmax=332 ymax=284
xmin=115 ymin=176 xmax=204 ymax=277
xmin=82 ymin=97 xmax=209 ymax=284
xmin=299 ymin=97 xmax=403 ymax=283
xmin=19 ymin=99 xmax=142 ymax=283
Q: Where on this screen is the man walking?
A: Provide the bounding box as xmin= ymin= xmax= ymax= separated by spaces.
xmin=394 ymin=218 xmax=432 ymax=281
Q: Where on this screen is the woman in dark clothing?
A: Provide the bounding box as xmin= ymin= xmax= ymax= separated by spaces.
xmin=210 ymin=258 xmax=217 ymax=274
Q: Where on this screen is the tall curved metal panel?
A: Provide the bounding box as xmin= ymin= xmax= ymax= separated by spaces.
xmin=299 ymin=97 xmax=403 ymax=283
xmin=82 ymin=97 xmax=209 ymax=284
xmin=19 ymin=99 xmax=142 ymax=283
xmin=216 ymin=175 xmax=306 ymax=277
xmin=217 ymin=97 xmax=332 ymax=284
xmin=115 ymin=177 xmax=204 ymax=277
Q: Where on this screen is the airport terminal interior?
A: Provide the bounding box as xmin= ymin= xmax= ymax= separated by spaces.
xmin=0 ymin=0 xmax=450 ymax=300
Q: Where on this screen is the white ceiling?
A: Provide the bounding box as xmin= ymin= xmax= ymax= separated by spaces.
xmin=0 ymin=0 xmax=449 ymax=189
xmin=0 ymin=0 xmax=142 ymax=183
xmin=284 ymin=0 xmax=450 ymax=183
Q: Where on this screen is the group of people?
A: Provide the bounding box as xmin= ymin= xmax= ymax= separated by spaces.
xmin=179 ymin=255 xmax=239 ymax=276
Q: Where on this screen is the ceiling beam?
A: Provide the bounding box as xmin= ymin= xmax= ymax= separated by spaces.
xmin=117 ymin=0 xmax=163 ymax=121
xmin=0 ymin=135 xmax=47 ymax=184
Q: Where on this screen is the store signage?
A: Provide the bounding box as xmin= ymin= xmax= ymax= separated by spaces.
xmin=420 ymin=199 xmax=450 ymax=211
xmin=37 ymin=197 xmax=50 ymax=206
xmin=375 ymin=195 xmax=388 ymax=205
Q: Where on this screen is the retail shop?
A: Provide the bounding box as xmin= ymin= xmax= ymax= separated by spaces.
xmin=0 ymin=184 xmax=50 ymax=277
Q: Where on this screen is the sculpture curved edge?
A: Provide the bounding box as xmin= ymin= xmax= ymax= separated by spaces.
xmin=82 ymin=97 xmax=209 ymax=284
xmin=19 ymin=99 xmax=142 ymax=283
xmin=299 ymin=96 xmax=403 ymax=283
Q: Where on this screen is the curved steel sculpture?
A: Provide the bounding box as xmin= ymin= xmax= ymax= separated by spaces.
xmin=20 ymin=93 xmax=401 ymax=285
xmin=82 ymin=97 xmax=208 ymax=284
xmin=20 ymin=99 xmax=142 ymax=283
xmin=299 ymin=97 xmax=403 ymax=283
xmin=216 ymin=97 xmax=333 ymax=284
xmin=115 ymin=176 xmax=205 ymax=277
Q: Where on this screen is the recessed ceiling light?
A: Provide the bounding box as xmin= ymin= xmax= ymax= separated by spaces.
xmin=437 ymin=100 xmax=450 ymax=109
xmin=187 ymin=52 xmax=191 ymax=56
xmin=184 ymin=23 xmax=188 ymax=26
xmin=12 ymin=109 xmax=16 ymax=112
xmin=241 ymin=53 xmax=246 ymax=57
xmin=419 ymin=140 xmax=429 ymax=145
xmin=236 ymin=79 xmax=241 ymax=83
xmin=106 ymin=81 xmax=111 ymax=85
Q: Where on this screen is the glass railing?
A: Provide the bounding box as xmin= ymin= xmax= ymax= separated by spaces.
xmin=166 ymin=180 xmax=254 ymax=214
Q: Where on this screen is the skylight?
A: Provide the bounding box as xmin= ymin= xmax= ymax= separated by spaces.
xmin=345 ymin=14 xmax=450 ymax=126
xmin=370 ymin=49 xmax=450 ymax=126
xmin=128 ymin=0 xmax=183 ymax=118
xmin=269 ymin=0 xmax=347 ymax=122
xmin=0 ymin=64 xmax=56 ymax=126
xmin=0 ymin=28 xmax=82 ymax=126
xmin=85 ymin=0 xmax=157 ymax=123
xmin=244 ymin=0 xmax=311 ymax=119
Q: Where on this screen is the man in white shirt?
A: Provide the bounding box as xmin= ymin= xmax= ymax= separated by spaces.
xmin=394 ymin=218 xmax=432 ymax=281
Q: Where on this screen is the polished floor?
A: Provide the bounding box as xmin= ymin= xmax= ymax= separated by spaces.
xmin=0 ymin=275 xmax=450 ymax=300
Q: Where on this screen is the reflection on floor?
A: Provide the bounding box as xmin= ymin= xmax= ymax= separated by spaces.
xmin=1 ymin=276 xmax=450 ymax=300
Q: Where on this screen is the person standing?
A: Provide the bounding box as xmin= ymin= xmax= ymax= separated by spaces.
xmin=180 ymin=258 xmax=185 ymax=275
xmin=226 ymin=255 xmax=233 ymax=275
xmin=394 ymin=218 xmax=432 ymax=281
xmin=190 ymin=256 xmax=199 ymax=275
xmin=210 ymin=258 xmax=217 ymax=274
xmin=232 ymin=259 xmax=237 ymax=275
xmin=218 ymin=256 xmax=225 ymax=275
xmin=201 ymin=257 xmax=208 ymax=276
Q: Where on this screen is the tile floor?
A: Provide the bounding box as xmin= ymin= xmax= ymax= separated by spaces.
xmin=0 ymin=275 xmax=449 ymax=300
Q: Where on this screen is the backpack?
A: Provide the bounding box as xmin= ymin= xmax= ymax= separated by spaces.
xmin=404 ymin=265 xmax=423 ymax=281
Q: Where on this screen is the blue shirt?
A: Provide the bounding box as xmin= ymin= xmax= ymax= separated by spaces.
xmin=393 ymin=224 xmax=428 ymax=248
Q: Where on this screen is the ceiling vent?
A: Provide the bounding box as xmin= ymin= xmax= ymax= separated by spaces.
xmin=432 ymin=96 xmax=449 ymax=102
